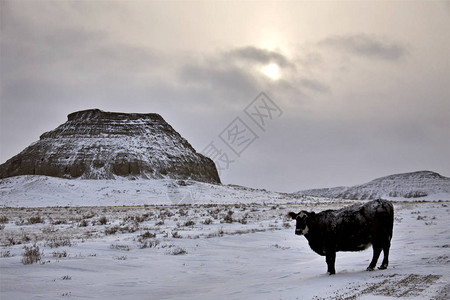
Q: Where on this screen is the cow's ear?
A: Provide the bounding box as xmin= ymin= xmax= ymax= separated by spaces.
xmin=309 ymin=211 xmax=316 ymax=217
xmin=288 ymin=212 xmax=298 ymax=220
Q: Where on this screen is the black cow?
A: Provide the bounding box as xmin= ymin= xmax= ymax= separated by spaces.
xmin=288 ymin=199 xmax=394 ymax=275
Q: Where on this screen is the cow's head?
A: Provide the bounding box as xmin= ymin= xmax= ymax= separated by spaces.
xmin=288 ymin=211 xmax=315 ymax=235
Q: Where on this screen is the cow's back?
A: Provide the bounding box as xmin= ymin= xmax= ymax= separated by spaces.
xmin=332 ymin=200 xmax=393 ymax=252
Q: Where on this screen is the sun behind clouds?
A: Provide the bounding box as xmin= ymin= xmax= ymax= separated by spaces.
xmin=261 ymin=63 xmax=281 ymax=80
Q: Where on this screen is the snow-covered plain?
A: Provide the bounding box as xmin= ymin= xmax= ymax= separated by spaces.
xmin=0 ymin=176 xmax=449 ymax=299
xmin=0 ymin=175 xmax=349 ymax=207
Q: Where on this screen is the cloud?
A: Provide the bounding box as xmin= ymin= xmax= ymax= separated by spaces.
xmin=224 ymin=46 xmax=294 ymax=68
xmin=2 ymin=22 xmax=158 ymax=85
xmin=298 ymin=78 xmax=330 ymax=93
xmin=1 ymin=0 xmax=162 ymax=88
xmin=318 ymin=34 xmax=409 ymax=61
xmin=177 ymin=45 xmax=330 ymax=109
xmin=180 ymin=64 xmax=256 ymax=94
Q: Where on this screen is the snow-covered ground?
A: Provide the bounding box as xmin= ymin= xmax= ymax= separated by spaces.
xmin=0 ymin=175 xmax=351 ymax=207
xmin=2 ymin=175 xmax=445 ymax=209
xmin=0 ymin=186 xmax=449 ymax=300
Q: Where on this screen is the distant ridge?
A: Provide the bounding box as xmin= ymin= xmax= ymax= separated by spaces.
xmin=296 ymin=171 xmax=450 ymax=200
xmin=0 ymin=109 xmax=220 ymax=183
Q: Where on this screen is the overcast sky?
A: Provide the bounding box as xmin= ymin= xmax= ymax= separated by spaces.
xmin=1 ymin=0 xmax=449 ymax=192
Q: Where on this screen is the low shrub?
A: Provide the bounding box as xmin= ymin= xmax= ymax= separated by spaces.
xmin=22 ymin=245 xmax=41 ymax=265
xmin=27 ymin=216 xmax=45 ymax=224
xmin=110 ymin=244 xmax=130 ymax=251
xmin=172 ymin=231 xmax=182 ymax=239
xmin=44 ymin=238 xmax=72 ymax=248
xmin=139 ymin=231 xmax=156 ymax=239
xmin=169 ymin=247 xmax=187 ymax=255
xmin=52 ymin=251 xmax=67 ymax=258
xmin=105 ymin=226 xmax=119 ymax=235
xmin=223 ymin=210 xmax=233 ymax=223
xmin=203 ymin=218 xmax=213 ymax=225
xmin=184 ymin=220 xmax=195 ymax=227
xmin=79 ymin=219 xmax=89 ymax=227
xmin=98 ymin=216 xmax=108 ymax=225
xmin=138 ymin=239 xmax=160 ymax=249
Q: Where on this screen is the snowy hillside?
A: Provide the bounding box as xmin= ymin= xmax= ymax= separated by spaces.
xmin=2 ymin=171 xmax=449 ymax=208
xmin=296 ymin=171 xmax=450 ymax=200
xmin=0 ymin=175 xmax=324 ymax=208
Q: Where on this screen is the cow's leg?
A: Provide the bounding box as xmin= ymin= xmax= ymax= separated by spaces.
xmin=378 ymin=240 xmax=391 ymax=270
xmin=326 ymin=252 xmax=336 ymax=275
xmin=367 ymin=245 xmax=382 ymax=271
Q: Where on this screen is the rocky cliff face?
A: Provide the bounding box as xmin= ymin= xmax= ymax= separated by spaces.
xmin=0 ymin=109 xmax=220 ymax=183
xmin=296 ymin=171 xmax=450 ymax=200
